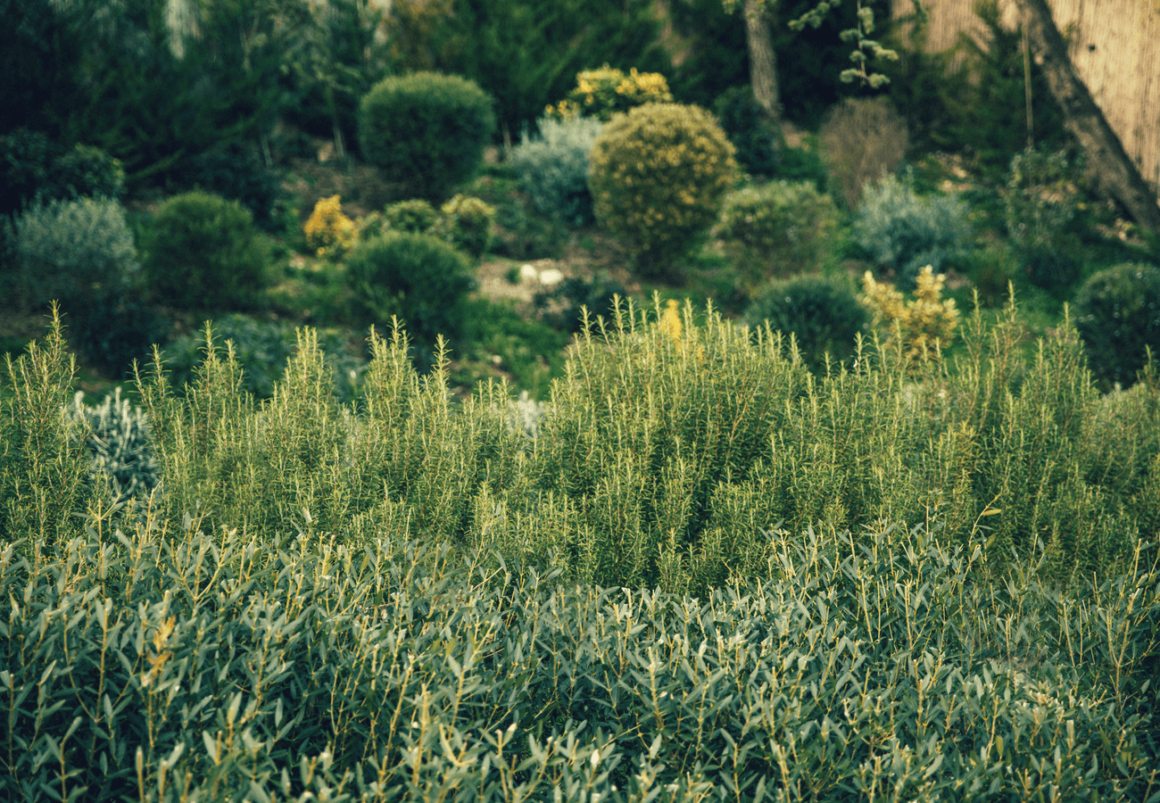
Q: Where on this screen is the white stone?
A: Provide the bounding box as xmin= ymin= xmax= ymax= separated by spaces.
xmin=539 ymin=268 xmax=564 ymax=287
xmin=519 ymin=264 xmax=539 ymax=284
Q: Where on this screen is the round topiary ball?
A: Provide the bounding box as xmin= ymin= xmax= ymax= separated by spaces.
xmin=344 ymin=232 xmax=476 ymax=350
xmin=1073 ymin=262 xmax=1160 ymax=389
xmin=142 ymin=191 xmax=273 ymax=311
xmin=744 ymin=273 xmax=869 ymax=373
xmin=587 ymin=102 xmax=737 ymax=278
xmin=358 ymin=72 xmax=496 ymax=202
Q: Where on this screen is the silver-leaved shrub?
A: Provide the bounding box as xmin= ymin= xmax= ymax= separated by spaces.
xmin=855 ymin=173 xmax=973 ymax=288
xmin=509 ymin=116 xmax=604 ymax=226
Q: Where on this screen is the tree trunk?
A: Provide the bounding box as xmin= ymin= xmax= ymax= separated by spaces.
xmin=744 ymin=0 xmax=781 ymax=125
xmin=1015 ymin=0 xmax=1160 ymax=233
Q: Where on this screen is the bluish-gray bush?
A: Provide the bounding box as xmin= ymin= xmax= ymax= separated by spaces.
xmin=6 ymin=196 xmax=139 ymax=312
xmin=63 ymin=387 xmax=159 ymax=505
xmin=508 ymin=116 xmax=604 ymax=227
xmin=855 ymin=173 xmax=973 ymax=288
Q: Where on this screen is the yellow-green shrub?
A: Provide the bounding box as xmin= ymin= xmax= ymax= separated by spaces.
xmin=546 ymin=65 xmax=673 ymax=122
xmin=862 ymin=265 xmax=960 ymax=361
xmin=588 ymin=103 xmax=737 ymax=276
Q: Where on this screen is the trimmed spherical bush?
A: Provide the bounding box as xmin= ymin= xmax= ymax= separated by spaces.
xmin=714 ymin=180 xmax=839 ymax=296
xmin=745 ymin=274 xmax=869 ymax=372
xmin=344 ymin=232 xmax=476 ymax=349
xmin=588 ymin=102 xmax=737 ymax=277
xmin=358 ymin=72 xmax=496 ymax=202
xmin=142 ymin=191 xmax=273 ymax=311
xmin=1074 ymin=262 xmax=1160 ymax=389
xmin=433 ymin=194 xmax=495 ymax=261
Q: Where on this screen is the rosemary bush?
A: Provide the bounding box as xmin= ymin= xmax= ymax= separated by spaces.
xmin=2 ymin=306 xmax=1159 ymax=799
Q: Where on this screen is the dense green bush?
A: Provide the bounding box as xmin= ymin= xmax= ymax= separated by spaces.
xmin=159 ymin=313 xmax=366 ymax=402
xmin=66 ymin=290 xmax=171 ymax=379
xmin=711 ymin=85 xmax=779 ymax=178
xmin=461 ymin=299 xmax=569 ymax=399
xmin=532 ymin=274 xmax=629 ymax=333
xmin=63 ymin=386 xmax=159 ymax=505
xmin=713 ymin=180 xmax=840 ymax=294
xmin=0 ymin=131 xmax=125 ymax=216
xmin=383 ymin=198 xmax=438 ymax=234
xmin=1074 ymin=262 xmax=1160 ymax=389
xmin=771 ymin=142 xmax=830 ymax=190
xmin=744 ymin=273 xmax=869 ymax=372
xmin=508 ymin=116 xmax=604 ymax=226
xmin=141 ymin=191 xmax=273 ymax=310
xmin=433 ymin=194 xmax=496 ymax=260
xmin=5 ymin=196 xmax=138 ymax=313
xmin=460 ymin=170 xmax=568 ymax=260
xmin=588 ymin=102 xmax=737 ymax=276
xmin=358 ymin=72 xmax=496 ymax=201
xmin=1004 ymin=147 xmax=1085 ymax=291
xmin=855 ymin=173 xmax=973 ymax=288
xmin=181 ymin=141 xmax=282 ymax=229
xmin=344 ymin=232 xmax=476 ymax=351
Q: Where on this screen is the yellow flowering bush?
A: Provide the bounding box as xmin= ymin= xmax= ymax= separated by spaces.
xmin=304 ymin=195 xmax=357 ymax=257
xmin=862 ymin=265 xmax=959 ymax=360
xmin=546 ymin=65 xmax=674 ymax=122
xmin=589 ymin=103 xmax=737 ymax=278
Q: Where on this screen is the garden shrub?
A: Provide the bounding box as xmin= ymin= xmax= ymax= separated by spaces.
xmin=713 ymin=180 xmax=839 ymax=294
xmin=1073 ymin=262 xmax=1160 ymax=389
xmin=862 ymin=265 xmax=960 ymax=361
xmin=772 ymin=143 xmax=830 ymax=191
xmin=0 ymin=130 xmax=125 ymax=216
xmin=358 ymin=71 xmax=496 ymax=201
xmin=588 ymin=102 xmax=737 ymax=276
xmin=508 ymin=116 xmax=604 ymax=226
xmin=434 ymin=194 xmax=496 ymax=260
xmin=142 ymin=190 xmax=273 ymax=311
xmin=461 ymin=299 xmax=570 ymax=399
xmin=533 ymin=275 xmax=629 ymax=333
xmin=65 ymin=290 xmax=171 ymax=379
xmin=0 ymin=128 xmax=59 ymax=216
xmin=46 ymin=143 xmax=126 ymax=203
xmin=160 ymin=313 xmax=366 ymax=402
xmin=383 ymin=198 xmax=438 ymax=234
xmin=182 ymin=141 xmax=282 ymax=228
xmin=546 ymin=65 xmax=674 ymax=121
xmin=355 ymin=210 xmax=387 ymax=242
xmin=819 ymin=97 xmax=909 ymax=209
xmin=712 ymin=85 xmax=780 ymax=178
xmin=344 ymin=232 xmax=476 ymax=350
xmin=63 ymin=386 xmax=160 ymax=505
xmin=1004 ymin=147 xmax=1085 ymax=291
xmin=855 ymin=173 xmax=973 ymax=289
xmin=304 ymin=194 xmax=357 ymax=257
xmin=744 ymin=273 xmax=868 ymax=372
xmin=6 ymin=196 xmax=139 ymax=314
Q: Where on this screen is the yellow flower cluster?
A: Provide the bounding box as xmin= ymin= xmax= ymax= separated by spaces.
xmin=304 ymin=195 xmax=357 ymax=258
xmin=862 ymin=266 xmax=960 ymax=361
xmin=659 ymin=298 xmax=683 ymax=345
xmin=546 ymin=65 xmax=674 ymax=122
